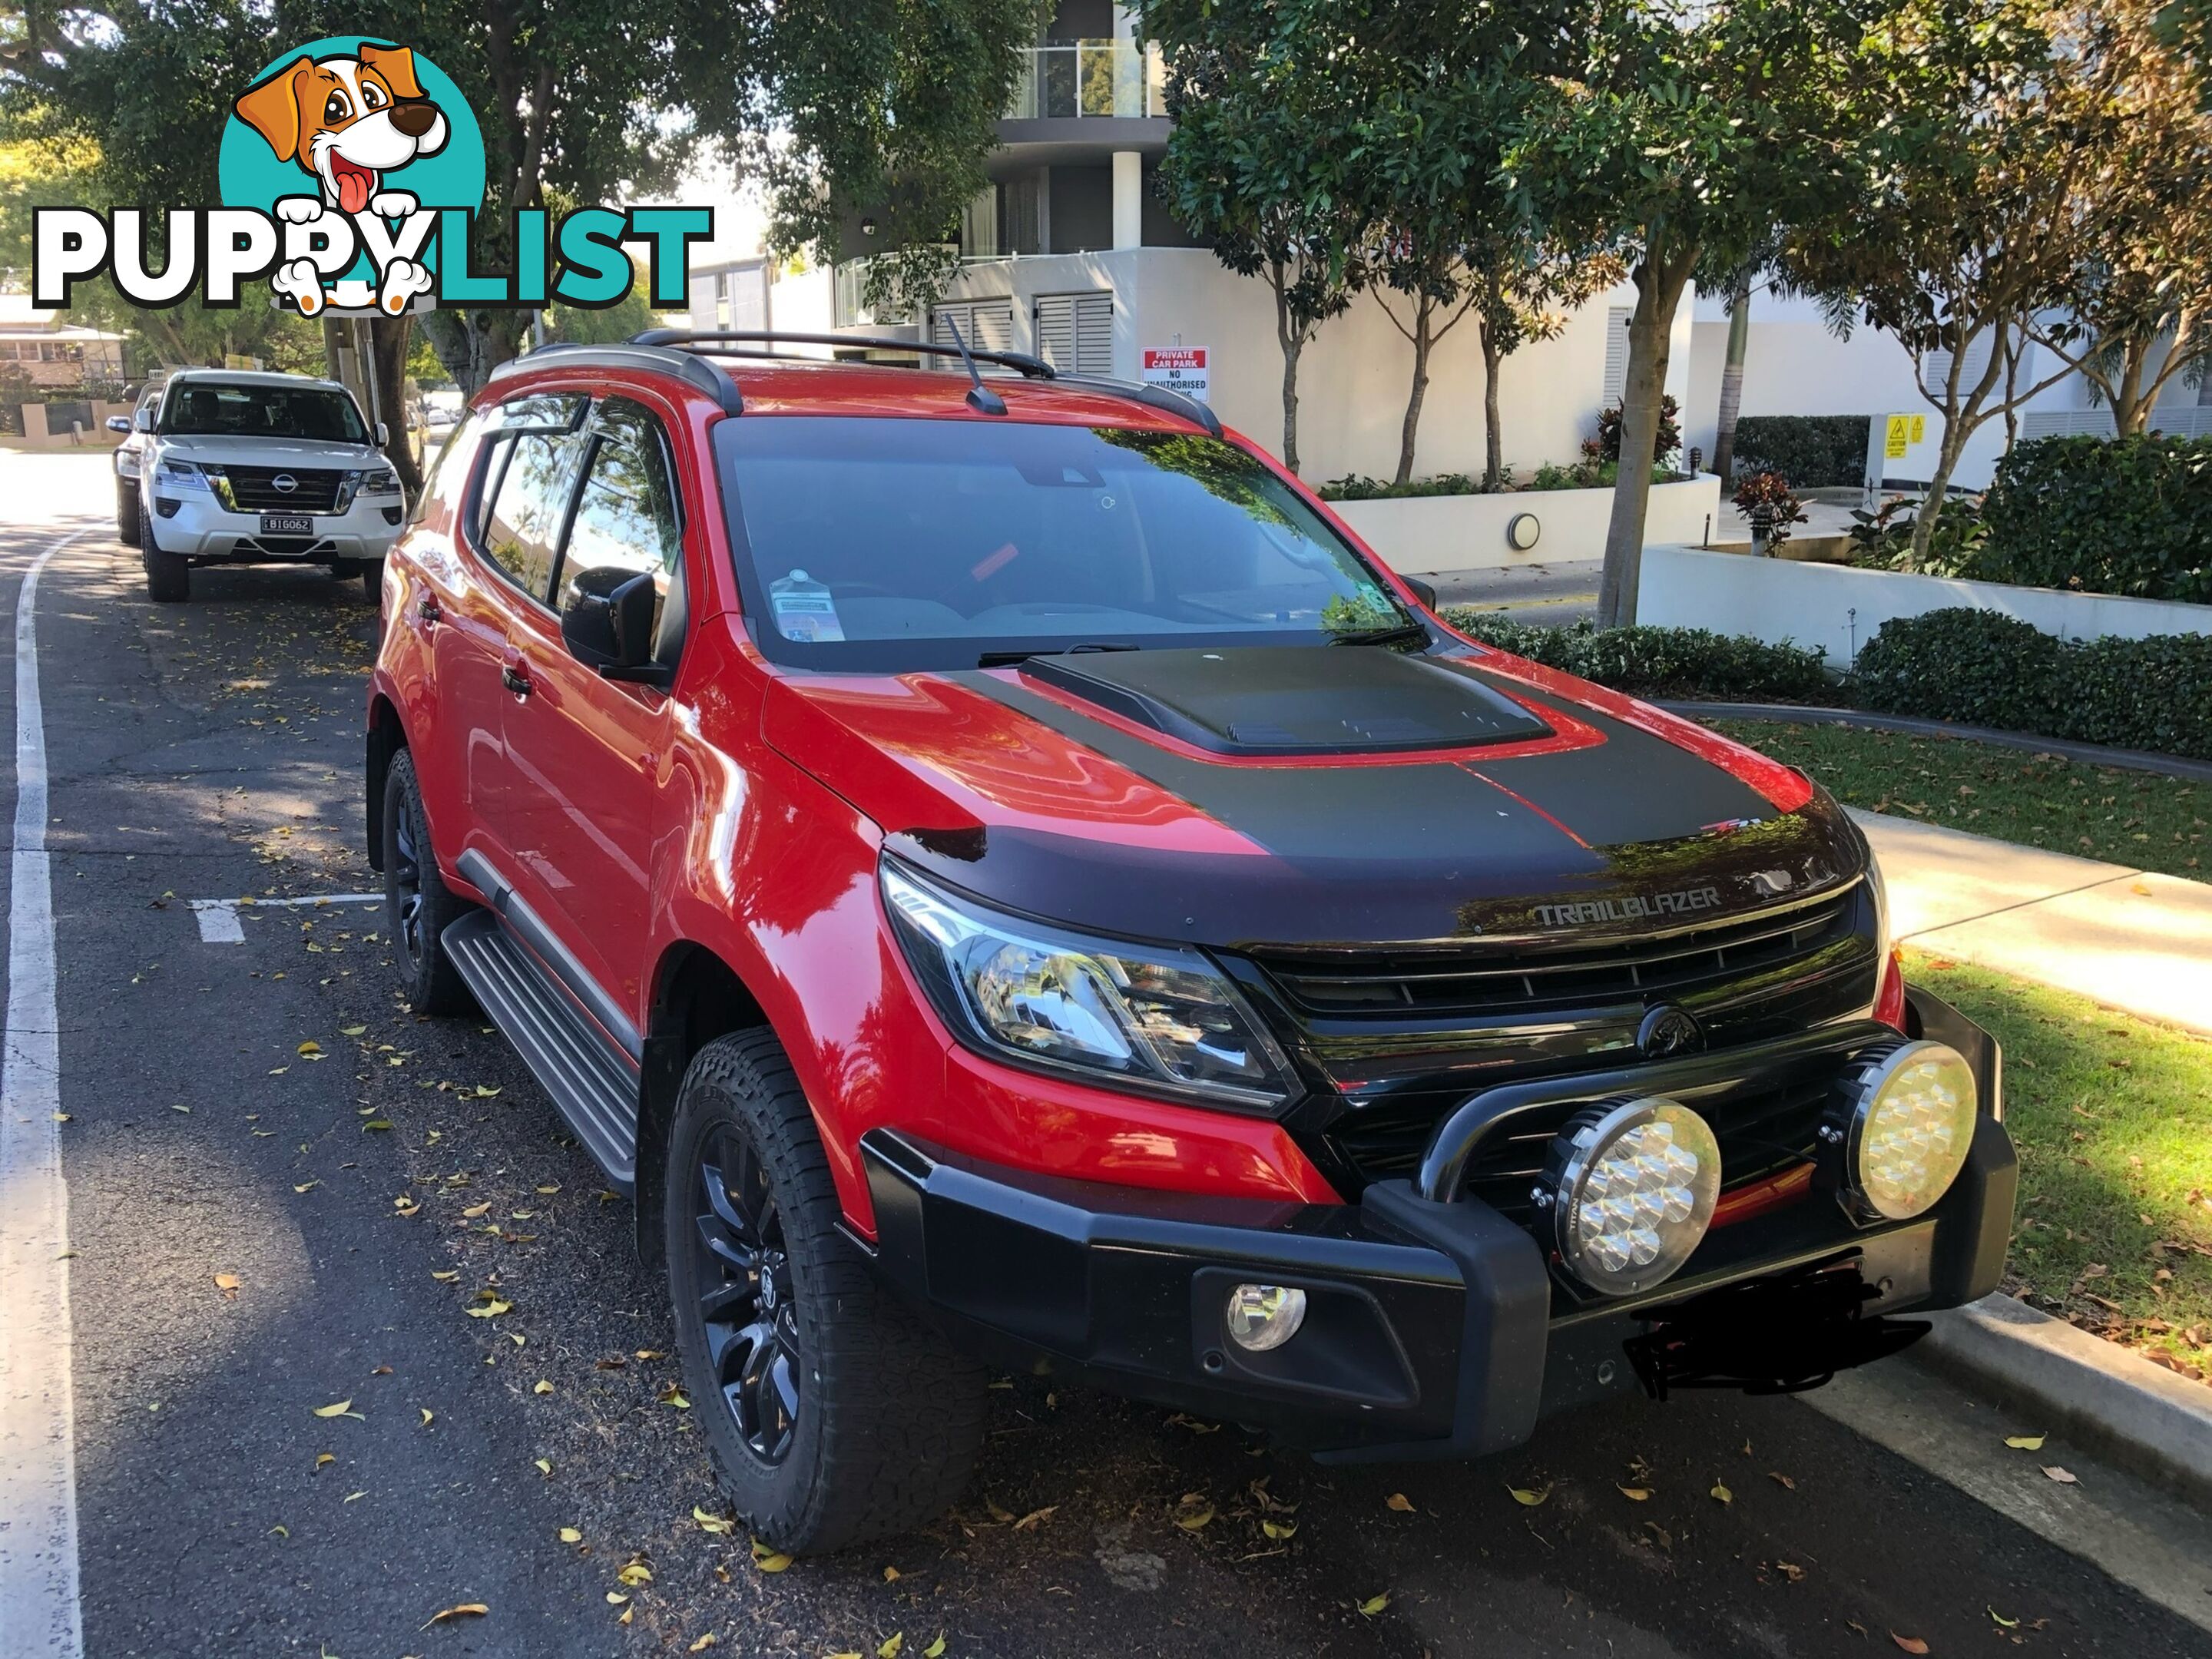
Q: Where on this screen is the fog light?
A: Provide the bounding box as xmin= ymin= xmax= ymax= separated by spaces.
xmin=1224 ymin=1283 xmax=1306 ymax=1351
xmin=1539 ymin=1095 xmax=1721 ymax=1296
xmin=1827 ymin=1040 xmax=1975 ymax=1220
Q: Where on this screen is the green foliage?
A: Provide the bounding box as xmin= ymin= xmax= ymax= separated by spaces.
xmin=1594 ymin=395 xmax=1681 ymax=465
xmin=1730 ymin=470 xmax=1808 ymax=548
xmin=1846 ymin=495 xmax=1990 ymax=576
xmin=1979 ymin=433 xmax=2212 ymax=602
xmin=1439 ymin=612 xmax=1836 ymax=701
xmin=1318 ymin=472 xmax=1489 ymax=501
xmin=1732 ymin=415 xmax=1872 ymax=486
xmin=1853 ymin=607 xmax=2212 ymax=759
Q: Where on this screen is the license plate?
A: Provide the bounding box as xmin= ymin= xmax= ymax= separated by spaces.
xmin=260 ymin=514 xmax=313 ymax=535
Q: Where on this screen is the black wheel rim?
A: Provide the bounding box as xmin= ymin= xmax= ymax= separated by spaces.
xmin=390 ymin=800 xmax=426 ymax=968
xmin=691 ymin=1125 xmax=801 ymax=1465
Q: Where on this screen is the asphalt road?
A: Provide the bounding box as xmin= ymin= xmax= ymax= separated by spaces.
xmin=3 ymin=452 xmax=2207 ymax=1658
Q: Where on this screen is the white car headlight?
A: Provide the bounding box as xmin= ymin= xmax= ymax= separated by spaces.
xmin=880 ymin=860 xmax=1294 ymax=1111
xmin=361 ymin=468 xmax=403 ymax=496
xmin=154 ymin=458 xmax=209 ymax=492
xmin=1825 ymin=1040 xmax=1976 ymax=1221
xmin=1538 ymin=1095 xmax=1721 ymax=1296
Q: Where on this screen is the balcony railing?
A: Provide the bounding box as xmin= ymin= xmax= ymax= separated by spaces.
xmin=1005 ymin=40 xmax=1167 ymax=121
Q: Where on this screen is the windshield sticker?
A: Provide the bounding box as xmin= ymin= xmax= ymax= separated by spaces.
xmin=770 ymin=570 xmax=846 ymax=643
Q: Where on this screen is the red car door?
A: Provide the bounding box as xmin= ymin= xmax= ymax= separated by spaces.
xmin=497 ymin=393 xmax=687 ymax=1027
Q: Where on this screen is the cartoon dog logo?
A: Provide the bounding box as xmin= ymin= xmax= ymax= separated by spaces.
xmin=233 ymin=43 xmax=448 ymax=316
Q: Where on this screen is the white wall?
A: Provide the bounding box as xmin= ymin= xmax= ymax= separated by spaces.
xmin=939 ymin=250 xmax=1687 ymax=485
xmin=1336 ymin=473 xmax=1722 ymax=575
xmin=1637 ymin=542 xmax=2210 ymax=666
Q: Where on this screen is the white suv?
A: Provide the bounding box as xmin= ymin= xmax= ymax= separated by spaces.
xmin=136 ymin=369 xmax=406 ymax=603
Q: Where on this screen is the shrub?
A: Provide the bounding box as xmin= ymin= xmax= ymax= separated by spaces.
xmin=1732 ymin=415 xmax=1872 ymax=487
xmin=1318 ymin=472 xmax=1488 ymax=502
xmin=1845 ymin=494 xmax=1991 ymax=577
xmin=1595 ymin=395 xmax=1682 ymax=465
xmin=1731 ymin=470 xmax=1808 ymax=549
xmin=1979 ymin=434 xmax=2212 ymax=603
xmin=1441 ymin=612 xmax=1836 ymax=701
xmin=1853 ymin=607 xmax=2212 ymax=760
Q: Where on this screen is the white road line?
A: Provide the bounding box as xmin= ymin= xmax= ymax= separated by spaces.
xmin=0 ymin=528 xmax=88 ymax=1657
xmin=187 ymin=892 xmax=382 ymax=945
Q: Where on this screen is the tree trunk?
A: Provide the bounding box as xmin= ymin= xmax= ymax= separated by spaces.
xmin=2110 ymin=338 xmax=2154 ymax=435
xmin=369 ymin=315 xmax=423 ymax=501
xmin=1395 ymin=292 xmax=1433 ymax=487
xmin=1710 ymin=276 xmax=1751 ymax=481
xmin=420 ymin=309 xmax=525 ymax=397
xmin=1480 ymin=320 xmax=1504 ymax=491
xmin=1271 ymin=260 xmax=1303 ymax=476
xmin=1909 ymin=427 xmax=1969 ymax=570
xmin=1598 ymin=257 xmax=1691 ymax=629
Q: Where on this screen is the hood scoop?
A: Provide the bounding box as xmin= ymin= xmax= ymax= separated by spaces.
xmin=1018 ymin=645 xmax=1551 ymax=758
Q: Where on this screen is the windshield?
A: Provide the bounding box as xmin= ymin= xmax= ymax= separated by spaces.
xmin=160 ymin=382 xmax=368 ymax=444
xmin=714 ymin=416 xmax=1419 ymax=669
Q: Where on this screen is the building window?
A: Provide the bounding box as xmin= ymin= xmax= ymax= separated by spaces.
xmin=1033 ymin=291 xmax=1113 ymax=377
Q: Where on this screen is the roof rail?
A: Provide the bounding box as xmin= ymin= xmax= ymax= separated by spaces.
xmin=627 ymin=329 xmax=1224 ymax=437
xmin=489 ymin=340 xmax=743 ymax=416
xmin=631 ymin=329 xmax=1054 ymax=381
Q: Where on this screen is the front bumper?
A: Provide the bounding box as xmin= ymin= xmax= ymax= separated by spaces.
xmin=145 ymin=491 xmax=402 ymax=562
xmin=861 ymin=988 xmax=2015 ymax=1461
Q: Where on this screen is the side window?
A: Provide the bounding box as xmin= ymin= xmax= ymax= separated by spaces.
xmin=556 ymin=398 xmax=684 ymax=623
xmin=479 ymin=432 xmax=579 ymax=602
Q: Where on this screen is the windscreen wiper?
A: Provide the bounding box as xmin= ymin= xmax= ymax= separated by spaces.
xmin=1326 ymin=621 xmax=1431 ymax=648
xmin=978 ymin=642 xmax=1141 ymax=667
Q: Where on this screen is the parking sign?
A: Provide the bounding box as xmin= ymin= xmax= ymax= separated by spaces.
xmin=1141 ymin=346 xmax=1210 ymax=404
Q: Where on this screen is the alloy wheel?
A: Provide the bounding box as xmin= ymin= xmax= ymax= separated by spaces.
xmin=692 ymin=1125 xmax=801 ymax=1465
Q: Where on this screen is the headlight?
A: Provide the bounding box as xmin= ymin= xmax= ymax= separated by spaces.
xmin=1824 ymin=1040 xmax=1975 ymax=1221
xmin=879 ymin=859 xmax=1294 ymax=1111
xmin=1538 ymin=1095 xmax=1720 ymax=1296
xmin=361 ymin=468 xmax=402 ymax=496
xmin=154 ymin=458 xmax=209 ymax=492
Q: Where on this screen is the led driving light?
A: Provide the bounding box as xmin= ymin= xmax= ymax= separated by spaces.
xmin=1224 ymin=1283 xmax=1307 ymax=1352
xmin=1826 ymin=1040 xmax=1976 ymax=1221
xmin=879 ymin=859 xmax=1294 ymax=1111
xmin=1538 ymin=1096 xmax=1721 ymax=1296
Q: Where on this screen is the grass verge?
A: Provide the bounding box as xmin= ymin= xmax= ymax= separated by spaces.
xmin=1710 ymin=718 xmax=2207 ymax=879
xmin=1906 ymin=950 xmax=2212 ymax=1382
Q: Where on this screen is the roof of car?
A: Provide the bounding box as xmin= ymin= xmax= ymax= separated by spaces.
xmin=165 ymin=368 xmax=352 ymax=395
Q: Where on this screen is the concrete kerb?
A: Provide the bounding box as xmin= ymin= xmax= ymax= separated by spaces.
xmin=1910 ymin=1293 xmax=2212 ymax=1509
xmin=1659 ymin=700 xmax=2212 ymax=786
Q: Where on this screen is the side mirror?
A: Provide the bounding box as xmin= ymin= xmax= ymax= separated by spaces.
xmin=134 ymin=409 xmax=154 ymax=432
xmin=561 ymin=568 xmax=669 ymax=687
xmin=105 ymin=415 xmax=133 ymax=435
xmin=374 ymin=421 xmax=390 ymax=448
xmin=1401 ymin=575 xmax=1438 ymax=611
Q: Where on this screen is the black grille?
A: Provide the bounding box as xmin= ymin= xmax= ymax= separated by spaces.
xmin=217 ymin=465 xmax=344 ymax=512
xmin=1258 ymin=893 xmax=1856 ymax=1020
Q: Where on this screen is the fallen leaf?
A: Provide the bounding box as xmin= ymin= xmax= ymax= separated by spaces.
xmin=1990 ymin=1608 xmax=2019 ymax=1629
xmin=361 ymin=1118 xmax=392 ymax=1132
xmin=340 ymin=1025 xmax=367 ymax=1037
xmin=882 ymin=1566 xmax=901 ymax=1583
xmin=431 ymin=1270 xmax=458 ymax=1283
xmin=605 ymin=1592 xmax=629 ymax=1606
xmin=617 ymin=1561 xmax=653 ymax=1587
xmin=689 ymin=1637 xmax=717 ymax=1653
xmin=694 ymin=1506 xmax=733 ymax=1535
xmin=1174 ymin=1498 xmax=1214 ymax=1532
xmin=559 ymin=1526 xmax=582 ymax=1543
xmin=312 ymin=1399 xmax=359 ymax=1419
xmin=535 ymin=1459 xmax=553 ymax=1477
xmin=1358 ymin=1593 xmax=1391 ymax=1617
xmin=419 ymin=1603 xmax=488 ymax=1631
xmin=1012 ymin=1505 xmax=1057 ymax=1532
xmin=1710 ymin=1482 xmax=1733 ymax=1504
xmin=213 ymin=1273 xmax=240 ymax=1296
xmin=750 ymin=1538 xmax=792 ymax=1573
xmin=315 ymin=1453 xmax=334 ymax=1469
xmin=1508 ymin=1485 xmax=1550 ymax=1507
xmin=879 ymin=1637 xmax=904 ymax=1659
xmin=462 ymin=1203 xmax=492 ymax=1219
xmin=2003 ymin=1435 xmax=2045 ymax=1451
xmin=1768 ymin=1472 xmax=1796 ymax=1490
xmin=269 ymin=1525 xmax=287 ymax=1538
xmin=659 ymin=1385 xmax=692 ymax=1409
xmin=533 ymin=1379 xmax=554 ymax=1396
xmin=467 ymin=1300 xmax=512 ymax=1319
xmin=1385 ymin=1492 xmax=1414 ymax=1513
xmin=923 ymin=1638 xmax=946 ymax=1659
xmin=1617 ymin=1485 xmax=1652 ymax=1502
xmin=297 ymin=1041 xmax=322 ymax=1056
xmin=1262 ymin=1518 xmax=1297 ymax=1541
xmin=293 ymin=1181 xmax=320 ymax=1194
xmin=1891 ymin=1636 xmax=1929 ymax=1655
xmin=2042 ymin=1465 xmax=2078 ymax=1484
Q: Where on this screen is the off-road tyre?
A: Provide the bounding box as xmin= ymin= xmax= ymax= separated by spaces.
xmin=667 ymin=1030 xmax=986 ymax=1555
xmin=141 ymin=518 xmax=189 ymax=602
xmin=116 ymin=479 xmax=141 ymax=547
xmin=380 ymin=747 xmax=475 ymax=1016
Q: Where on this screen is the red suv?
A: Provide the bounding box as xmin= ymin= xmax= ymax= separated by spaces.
xmin=366 ymin=330 xmax=2015 ymax=1555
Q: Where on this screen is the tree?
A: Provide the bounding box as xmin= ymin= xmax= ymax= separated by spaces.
xmin=2025 ymin=0 xmax=2212 ymax=435
xmin=1511 ymin=0 xmax=1879 ymax=626
xmin=1710 ymin=271 xmax=1754 ymax=481
xmin=1780 ymin=0 xmax=2098 ymax=566
xmin=1148 ymin=0 xmax=1364 ymax=476
xmin=1468 ymin=230 xmax=1623 ymax=488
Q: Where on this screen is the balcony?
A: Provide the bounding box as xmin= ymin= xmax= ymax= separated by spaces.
xmin=1005 ymin=40 xmax=1166 ymax=121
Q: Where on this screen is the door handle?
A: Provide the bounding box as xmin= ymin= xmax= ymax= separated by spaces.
xmin=416 ymin=593 xmax=441 ymax=624
xmin=501 ymin=664 xmax=532 ymax=698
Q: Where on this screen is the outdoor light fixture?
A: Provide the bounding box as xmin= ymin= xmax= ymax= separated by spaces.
xmin=1506 ymin=512 xmax=1541 ymax=551
xmin=1224 ymin=1283 xmax=1307 ymax=1351
xmin=1537 ymin=1095 xmax=1721 ymax=1296
xmin=859 ymin=217 xmax=879 ymax=238
xmin=1823 ymin=1040 xmax=1976 ymax=1222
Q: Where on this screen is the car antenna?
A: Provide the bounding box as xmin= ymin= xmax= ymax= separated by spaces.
xmin=942 ymin=316 xmax=1006 ymax=416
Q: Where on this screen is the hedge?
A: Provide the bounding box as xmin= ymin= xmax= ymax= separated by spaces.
xmin=1731 ymin=415 xmax=1870 ymax=487
xmin=1854 ymin=608 xmax=2212 ymax=760
xmin=1441 ymin=610 xmax=1836 ymax=702
xmin=1978 ymin=433 xmax=2212 ymax=604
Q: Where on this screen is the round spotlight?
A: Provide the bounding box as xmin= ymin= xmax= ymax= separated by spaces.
xmin=1224 ymin=1283 xmax=1307 ymax=1352
xmin=1827 ymin=1040 xmax=1976 ymax=1221
xmin=1540 ymin=1096 xmax=1721 ymax=1296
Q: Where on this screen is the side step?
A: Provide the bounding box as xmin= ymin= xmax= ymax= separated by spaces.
xmin=443 ymin=909 xmax=639 ymax=1192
